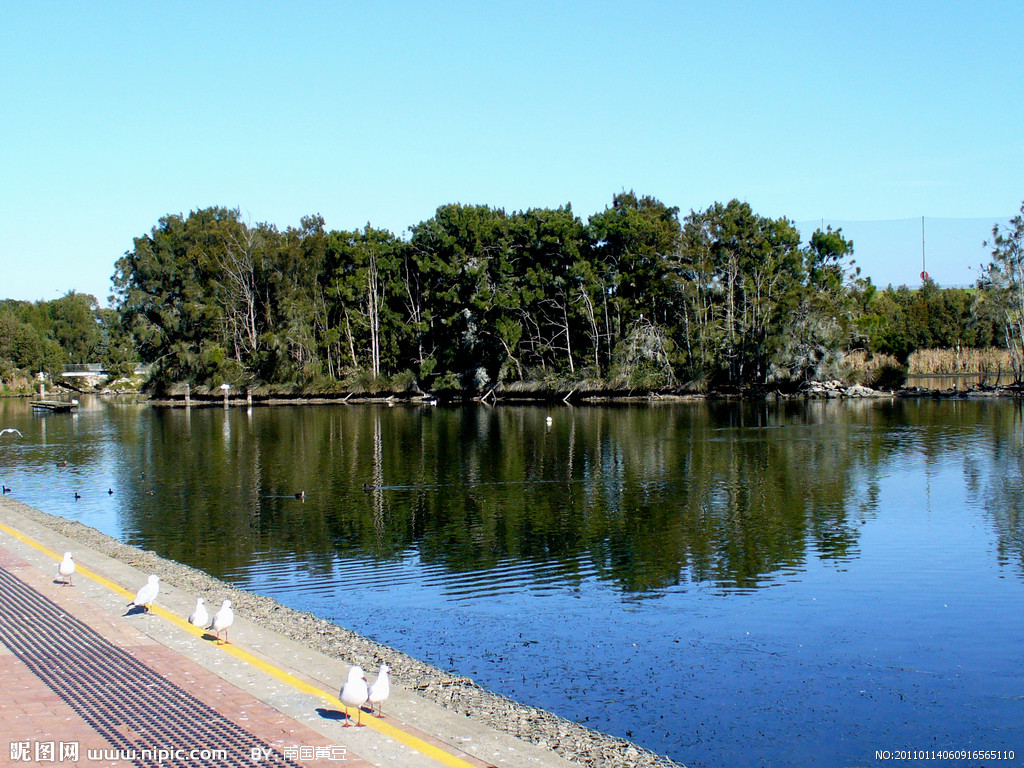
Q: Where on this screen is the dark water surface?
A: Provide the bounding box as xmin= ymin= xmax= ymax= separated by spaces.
xmin=1 ymin=396 xmax=1022 ymax=768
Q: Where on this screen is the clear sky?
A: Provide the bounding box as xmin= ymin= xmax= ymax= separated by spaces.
xmin=1 ymin=2 xmax=1021 ymax=304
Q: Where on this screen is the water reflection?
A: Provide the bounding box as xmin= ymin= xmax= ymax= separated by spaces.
xmin=1 ymin=396 xmax=1023 ymax=768
xmin=4 ymin=397 xmax=1023 ymax=591
xmin=970 ymin=400 xmax=1024 ymax=576
xmin=906 ymin=371 xmax=1012 ymax=390
xmin=114 ymin=403 xmax=879 ymax=593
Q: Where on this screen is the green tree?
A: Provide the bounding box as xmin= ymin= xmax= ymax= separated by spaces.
xmin=979 ymin=202 xmax=1024 ymax=378
xmin=509 ymin=206 xmax=597 ymax=378
xmin=407 ymin=204 xmax=517 ymax=389
xmin=677 ymin=201 xmax=806 ymax=386
xmin=51 ymin=291 xmax=103 ymax=364
xmin=112 ymin=207 xmax=246 ymax=385
xmin=771 ymin=227 xmax=857 ymax=383
xmin=862 ymin=279 xmax=999 ymax=362
xmin=263 ymin=215 xmax=330 ymax=383
xmin=0 ymin=307 xmax=65 ymax=376
xmin=589 ymin=192 xmax=682 ymax=364
xmin=326 ymin=225 xmax=405 ymax=382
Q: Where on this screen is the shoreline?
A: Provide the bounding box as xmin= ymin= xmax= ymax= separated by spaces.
xmin=27 ymin=370 xmax=1022 ymax=406
xmin=104 ymin=383 xmax=1023 ymax=406
xmin=0 ymin=494 xmax=685 ymax=768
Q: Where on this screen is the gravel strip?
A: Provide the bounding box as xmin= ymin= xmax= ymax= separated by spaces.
xmin=0 ymin=496 xmax=685 ymax=768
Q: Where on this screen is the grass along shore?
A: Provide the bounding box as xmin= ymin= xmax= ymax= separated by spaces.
xmin=905 ymin=347 xmax=1015 ymax=375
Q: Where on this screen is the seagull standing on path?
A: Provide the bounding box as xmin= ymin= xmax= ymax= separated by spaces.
xmin=0 ymin=428 xmax=22 ymax=437
xmin=128 ymin=575 xmax=160 ymax=613
xmin=367 ymin=663 xmax=390 ymax=718
xmin=207 ymin=599 xmax=234 ymax=644
xmin=340 ymin=666 xmax=369 ymax=726
xmin=188 ymin=597 xmax=208 ymax=629
xmin=58 ymin=552 xmax=75 ymax=586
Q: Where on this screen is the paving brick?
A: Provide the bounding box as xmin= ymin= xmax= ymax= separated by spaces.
xmin=0 ymin=549 xmax=373 ymax=768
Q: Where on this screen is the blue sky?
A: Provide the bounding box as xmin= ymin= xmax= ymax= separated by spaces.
xmin=1 ymin=2 xmax=1021 ymax=303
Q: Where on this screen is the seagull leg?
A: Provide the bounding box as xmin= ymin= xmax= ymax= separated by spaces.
xmin=342 ymin=707 xmax=352 ymax=727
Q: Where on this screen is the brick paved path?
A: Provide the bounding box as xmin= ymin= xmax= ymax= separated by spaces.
xmin=0 ymin=548 xmax=370 ymax=768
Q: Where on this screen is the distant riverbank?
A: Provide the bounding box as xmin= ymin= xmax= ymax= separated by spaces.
xmin=5 ymin=370 xmax=1020 ymax=405
xmin=135 ymin=379 xmax=1021 ymax=407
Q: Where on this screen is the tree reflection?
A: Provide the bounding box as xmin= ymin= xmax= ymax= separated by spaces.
xmin=113 ymin=401 xmax=889 ymax=592
xmin=967 ymin=401 xmax=1024 ymax=576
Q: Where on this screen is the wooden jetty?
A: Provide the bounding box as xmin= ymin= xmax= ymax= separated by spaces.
xmin=30 ymin=400 xmax=79 ymax=413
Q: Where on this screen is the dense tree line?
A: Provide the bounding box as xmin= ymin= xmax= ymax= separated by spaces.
xmin=859 ymin=280 xmax=1001 ymax=362
xmin=1 ymin=198 xmax=1016 ymax=393
xmin=109 ymin=195 xmax=1019 ymax=392
xmin=0 ymin=292 xmax=132 ymax=379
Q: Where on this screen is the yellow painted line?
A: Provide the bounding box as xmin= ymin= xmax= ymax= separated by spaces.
xmin=0 ymin=521 xmax=139 ymax=601
xmin=0 ymin=519 xmax=482 ymax=768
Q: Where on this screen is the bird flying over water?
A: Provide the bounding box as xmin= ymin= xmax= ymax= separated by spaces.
xmin=188 ymin=597 xmax=208 ymax=629
xmin=0 ymin=428 xmax=22 ymax=437
xmin=368 ymin=663 xmax=390 ymax=718
xmin=340 ymin=666 xmax=368 ymax=726
xmin=58 ymin=552 xmax=75 ymax=586
xmin=128 ymin=575 xmax=160 ymax=613
xmin=207 ymin=599 xmax=234 ymax=644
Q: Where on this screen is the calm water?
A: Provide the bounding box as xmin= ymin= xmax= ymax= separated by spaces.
xmin=906 ymin=372 xmax=1013 ymax=391
xmin=1 ymin=396 xmax=1022 ymax=768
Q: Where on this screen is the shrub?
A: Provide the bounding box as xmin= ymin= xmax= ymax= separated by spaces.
xmin=868 ymin=362 xmax=907 ymax=390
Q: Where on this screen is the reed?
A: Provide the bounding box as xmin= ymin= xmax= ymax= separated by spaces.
xmin=842 ymin=350 xmax=900 ymax=379
xmin=906 ymin=347 xmax=1013 ymax=375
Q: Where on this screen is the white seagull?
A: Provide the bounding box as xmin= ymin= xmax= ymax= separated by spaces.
xmin=0 ymin=428 xmax=22 ymax=437
xmin=207 ymin=599 xmax=234 ymax=644
xmin=339 ymin=666 xmax=369 ymax=726
xmin=367 ymin=663 xmax=391 ymax=718
xmin=188 ymin=597 xmax=208 ymax=629
xmin=128 ymin=575 xmax=160 ymax=613
xmin=58 ymin=552 xmax=75 ymax=586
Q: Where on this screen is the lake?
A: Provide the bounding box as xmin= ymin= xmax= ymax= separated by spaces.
xmin=0 ymin=395 xmax=1022 ymax=768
